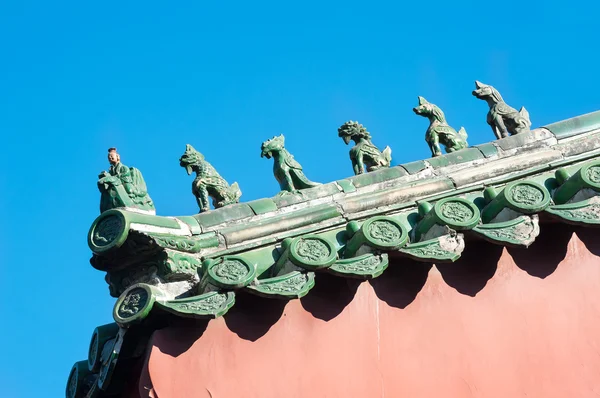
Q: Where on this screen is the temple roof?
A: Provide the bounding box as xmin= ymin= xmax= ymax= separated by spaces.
xmin=69 ymin=109 xmax=600 ymax=398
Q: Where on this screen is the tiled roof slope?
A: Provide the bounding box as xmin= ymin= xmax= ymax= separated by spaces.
xmin=69 ymin=110 xmax=600 ymax=398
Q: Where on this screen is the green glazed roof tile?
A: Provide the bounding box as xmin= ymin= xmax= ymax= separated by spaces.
xmin=544 ymin=110 xmax=600 ymax=139
xmin=425 ymin=156 xmax=450 ymax=169
xmin=400 ymin=160 xmax=428 ymax=174
xmin=443 ymin=148 xmax=484 ymax=164
xmin=348 ymin=166 xmax=408 ymax=187
xmin=475 ymin=143 xmax=499 ymax=158
xmin=336 ymin=179 xmax=356 ymax=193
xmin=495 ymin=129 xmax=554 ymax=151
xmin=194 ymin=203 xmax=254 ymax=228
xmin=247 ymin=198 xmax=278 ymax=215
xmin=272 ymin=183 xmax=341 ymax=207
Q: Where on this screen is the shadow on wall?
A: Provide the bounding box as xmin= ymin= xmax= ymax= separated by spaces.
xmin=156 ymin=225 xmax=593 ymax=353
xmin=436 ymin=240 xmax=502 ymax=297
xmin=153 ymin=318 xmax=210 ymax=358
xmin=223 ymin=291 xmax=287 ymax=342
xmin=369 ymin=256 xmax=432 ymax=309
xmin=507 ymin=222 xmax=572 ymax=279
xmin=300 ymin=272 xmax=361 ymax=321
xmin=575 ymin=227 xmax=600 ymax=257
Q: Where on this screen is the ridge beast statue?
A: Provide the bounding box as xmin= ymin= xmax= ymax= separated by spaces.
xmin=472 ymin=80 xmax=531 ymax=138
xmin=413 ymin=96 xmax=468 ymax=157
xmin=338 ymin=120 xmax=391 ymax=175
xmin=97 ymin=147 xmax=155 ymax=214
xmin=179 ymin=144 xmax=242 ymax=212
xmin=260 ymin=134 xmax=320 ymax=193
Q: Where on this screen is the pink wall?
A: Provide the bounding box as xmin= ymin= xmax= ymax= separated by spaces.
xmin=137 ymin=227 xmax=600 ymax=397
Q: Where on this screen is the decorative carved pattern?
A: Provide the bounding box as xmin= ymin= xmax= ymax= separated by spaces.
xmin=404 ymin=241 xmax=447 ymax=257
xmin=175 ymin=294 xmax=227 ymax=312
xmin=92 ymin=216 xmax=123 ymax=247
xmin=213 ymin=259 xmax=249 ymax=282
xmin=473 ymin=216 xmax=539 ymax=247
xmin=561 ymin=204 xmax=600 ymax=220
xmin=117 ymin=287 xmax=148 ymax=318
xmin=165 ymin=253 xmax=201 ymax=274
xmin=586 ymin=166 xmax=600 ymax=184
xmin=400 ymin=234 xmax=464 ymax=262
xmin=295 ymin=238 xmax=331 ymax=262
xmin=152 ymin=235 xmax=207 ymax=253
xmin=157 ymin=292 xmax=236 ymax=318
xmin=260 ymin=273 xmax=308 ymax=293
xmin=247 ymin=271 xmax=315 ymax=299
xmin=339 ymin=255 xmax=380 ymax=271
xmin=510 ymin=184 xmax=544 ymax=206
xmin=440 ymin=201 xmax=474 ymax=223
xmin=367 ymin=220 xmax=402 ymax=244
xmin=546 ymin=197 xmax=600 ymax=225
xmin=206 ymin=257 xmax=255 ymax=288
xmin=329 ymin=253 xmax=389 ymax=279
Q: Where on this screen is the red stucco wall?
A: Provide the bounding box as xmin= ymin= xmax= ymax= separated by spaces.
xmin=137 ymin=227 xmax=600 ymax=397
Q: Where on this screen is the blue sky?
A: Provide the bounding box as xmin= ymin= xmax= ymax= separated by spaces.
xmin=0 ymin=1 xmax=598 ymax=396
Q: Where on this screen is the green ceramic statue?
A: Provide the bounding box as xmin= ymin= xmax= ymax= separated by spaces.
xmin=261 ymin=134 xmax=320 ymax=193
xmin=413 ymin=96 xmax=468 ymax=157
xmin=472 ymin=80 xmax=531 ymax=138
xmin=179 ymin=144 xmax=242 ymax=212
xmin=338 ymin=121 xmax=391 ymax=175
xmin=98 ymin=148 xmax=155 ymax=214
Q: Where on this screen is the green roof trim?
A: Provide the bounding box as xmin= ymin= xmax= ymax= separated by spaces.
xmin=475 ymin=142 xmax=499 ymax=158
xmin=72 ymin=109 xmax=600 ymax=397
xmin=400 ymin=160 xmax=428 ymax=174
xmin=544 ymin=110 xmax=600 ymax=139
xmin=247 ymin=198 xmax=278 ymax=215
xmin=349 ymin=166 xmax=408 ymax=187
xmin=193 ymin=203 xmax=254 ymax=228
xmin=336 ymin=179 xmax=356 ymax=193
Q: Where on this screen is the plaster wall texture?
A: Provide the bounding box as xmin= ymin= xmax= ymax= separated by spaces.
xmin=138 ymin=226 xmax=600 ymax=398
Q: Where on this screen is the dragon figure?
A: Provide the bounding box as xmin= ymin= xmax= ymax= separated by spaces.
xmin=97 ymin=147 xmax=155 ymax=214
xmin=472 ymin=80 xmax=531 ymax=139
xmin=179 ymin=144 xmax=242 ymax=212
xmin=260 ymin=134 xmax=320 ymax=193
xmin=338 ymin=121 xmax=391 ymax=175
xmin=413 ymin=96 xmax=468 ymax=157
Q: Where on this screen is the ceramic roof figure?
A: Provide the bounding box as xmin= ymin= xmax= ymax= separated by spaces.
xmin=97 ymin=147 xmax=155 ymax=214
xmin=413 ymin=96 xmax=468 ymax=157
xmin=261 ymin=134 xmax=320 ymax=193
xmin=179 ymin=144 xmax=241 ymax=213
xmin=338 ymin=120 xmax=391 ymax=175
xmin=472 ymin=80 xmax=532 ymax=139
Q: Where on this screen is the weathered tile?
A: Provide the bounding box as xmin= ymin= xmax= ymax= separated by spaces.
xmin=194 ymin=203 xmax=254 ymax=228
xmin=401 ymin=160 xmax=428 ymax=174
xmin=475 ymin=143 xmax=499 ymax=158
xmin=336 ymin=179 xmax=356 ymax=193
xmin=495 ymin=128 xmax=555 ymax=151
xmin=247 ymin=198 xmax=278 ymax=215
xmin=544 ymin=110 xmax=600 ymax=139
xmin=348 ymin=166 xmax=408 ymax=187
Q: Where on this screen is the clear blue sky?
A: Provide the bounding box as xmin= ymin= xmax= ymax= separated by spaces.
xmin=0 ymin=1 xmax=598 ymax=396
